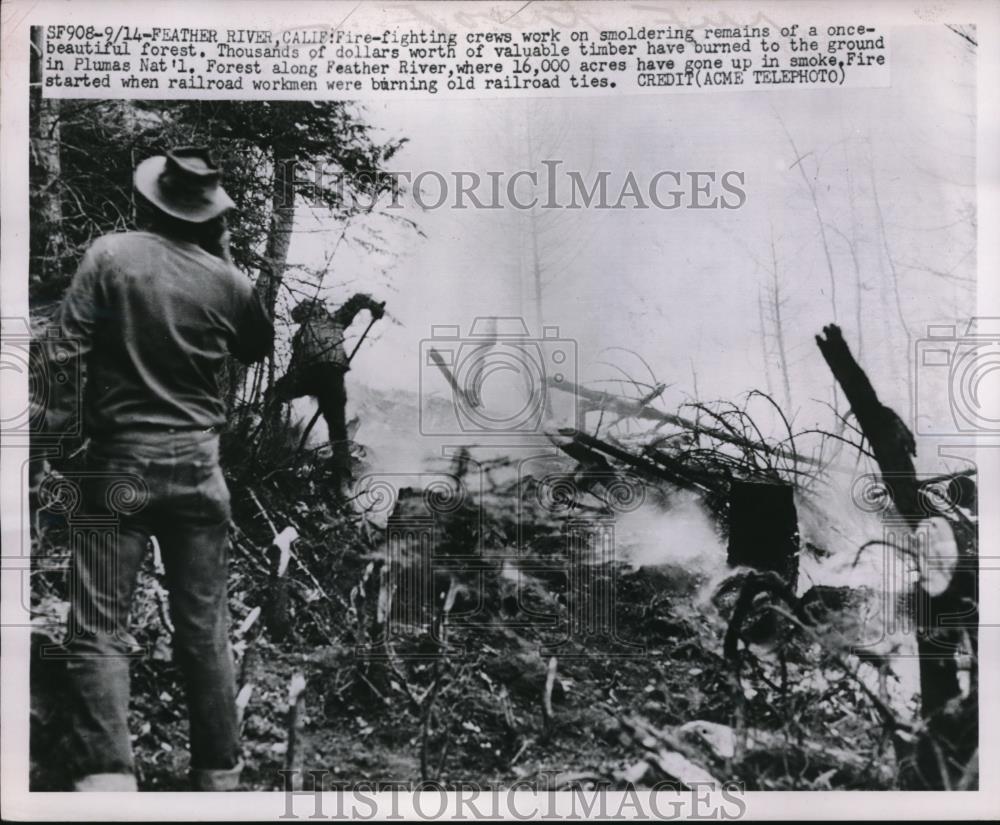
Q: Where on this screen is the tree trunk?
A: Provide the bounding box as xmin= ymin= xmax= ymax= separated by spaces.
xmin=225 ymin=147 xmax=295 ymax=438
xmin=869 ymin=165 xmax=914 ymax=417
xmin=30 ymin=27 xmax=65 ymax=291
xmin=236 ymin=148 xmax=295 ymax=419
xmin=758 ymin=288 xmax=775 ymax=399
xmin=815 ymin=323 xmax=975 ymax=789
xmin=815 ymin=324 xmax=919 ymax=521
xmin=768 ymin=233 xmax=793 ymax=413
xmin=257 ymin=151 xmax=296 ymax=316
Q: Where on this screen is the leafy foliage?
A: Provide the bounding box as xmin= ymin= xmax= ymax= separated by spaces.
xmin=29 ymin=99 xmax=408 ymax=303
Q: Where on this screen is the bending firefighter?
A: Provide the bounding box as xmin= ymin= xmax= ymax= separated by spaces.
xmin=273 ymin=292 xmax=385 ymax=492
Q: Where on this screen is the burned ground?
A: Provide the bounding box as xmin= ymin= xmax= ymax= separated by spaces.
xmin=30 ymin=390 xmax=976 ymax=792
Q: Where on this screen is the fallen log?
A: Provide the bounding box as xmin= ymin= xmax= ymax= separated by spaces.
xmin=546 ymin=377 xmax=821 ymax=467
xmin=556 ymin=429 xmax=722 ymax=495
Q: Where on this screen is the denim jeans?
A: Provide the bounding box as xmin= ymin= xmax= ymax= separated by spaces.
xmin=274 ymin=363 xmax=351 ymax=484
xmin=65 ymin=429 xmax=241 ymax=780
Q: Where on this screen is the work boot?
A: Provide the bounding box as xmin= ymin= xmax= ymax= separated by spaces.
xmin=190 ymin=759 xmax=244 ymax=791
xmin=73 ymin=773 xmax=138 ymax=792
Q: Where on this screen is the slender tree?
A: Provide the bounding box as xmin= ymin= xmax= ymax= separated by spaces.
xmin=28 ymin=28 xmax=65 ymax=296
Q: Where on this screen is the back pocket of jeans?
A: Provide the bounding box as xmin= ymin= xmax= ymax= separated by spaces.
xmin=195 ymin=462 xmax=231 ymax=523
xmin=84 ymin=457 xmax=153 ymax=515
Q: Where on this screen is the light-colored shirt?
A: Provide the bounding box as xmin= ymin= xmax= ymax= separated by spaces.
xmin=45 ymin=230 xmax=272 ymax=436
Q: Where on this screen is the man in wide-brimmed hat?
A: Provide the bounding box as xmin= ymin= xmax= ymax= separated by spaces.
xmin=42 ymin=147 xmax=273 ymax=792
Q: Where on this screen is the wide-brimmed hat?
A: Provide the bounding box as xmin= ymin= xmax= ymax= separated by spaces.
xmin=134 ymin=147 xmax=235 ymax=223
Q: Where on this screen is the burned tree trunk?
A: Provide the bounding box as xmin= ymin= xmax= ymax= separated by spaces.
xmin=815 ymin=323 xmax=974 ymax=789
xmin=815 ymin=324 xmax=919 ymax=523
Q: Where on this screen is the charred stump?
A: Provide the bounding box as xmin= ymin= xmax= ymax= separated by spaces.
xmin=726 ymin=479 xmax=800 ymax=589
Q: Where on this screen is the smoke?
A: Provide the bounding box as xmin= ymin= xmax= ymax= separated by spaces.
xmin=794 ymin=464 xmax=905 ymax=595
xmin=296 ymin=381 xmax=440 ymax=480
xmin=612 ymin=491 xmax=726 ymax=578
